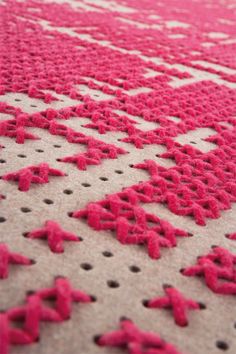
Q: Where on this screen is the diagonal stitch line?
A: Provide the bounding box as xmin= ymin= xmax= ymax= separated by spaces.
xmin=0 ymin=243 xmax=34 ymax=279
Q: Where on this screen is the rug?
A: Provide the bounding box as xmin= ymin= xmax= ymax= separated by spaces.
xmin=0 ymin=0 xmax=236 ymax=353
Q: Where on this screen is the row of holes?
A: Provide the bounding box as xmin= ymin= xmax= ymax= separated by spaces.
xmin=14 ymin=98 xmax=65 ymax=104
xmin=80 ymin=262 xmax=140 ymax=274
xmin=93 ymin=335 xmax=230 ymax=352
xmin=0 ymin=164 xmax=131 ymax=218
xmin=0 ymin=152 xmax=125 ymax=178
xmin=0 ymin=145 xmax=62 ymax=163
xmin=92 ymin=336 xmax=231 ymax=352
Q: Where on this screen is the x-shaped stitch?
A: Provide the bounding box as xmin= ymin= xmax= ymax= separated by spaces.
xmin=0 ymin=119 xmax=38 ymax=144
xmin=96 ymin=318 xmax=181 ymax=354
xmin=59 ymin=144 xmax=126 ymax=170
xmin=2 ymin=163 xmax=65 ymax=191
xmin=26 ymin=220 xmax=81 ymax=253
xmin=59 ymin=150 xmax=102 ymax=170
xmin=146 ymin=285 xmax=201 ymax=326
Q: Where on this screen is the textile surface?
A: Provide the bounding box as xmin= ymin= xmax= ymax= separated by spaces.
xmin=0 ymin=0 xmax=236 ymax=353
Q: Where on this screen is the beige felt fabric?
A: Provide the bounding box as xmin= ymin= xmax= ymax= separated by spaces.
xmin=0 ymin=1 xmax=236 ymax=354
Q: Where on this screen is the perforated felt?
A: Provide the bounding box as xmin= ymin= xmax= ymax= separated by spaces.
xmin=0 ymin=0 xmax=236 ymax=354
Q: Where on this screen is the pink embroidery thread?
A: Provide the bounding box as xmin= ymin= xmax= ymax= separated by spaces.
xmin=182 ymin=246 xmax=236 ymax=295
xmin=73 ymin=194 xmax=189 ymax=259
xmin=25 ymin=220 xmax=81 ymax=253
xmin=0 ymin=277 xmax=93 ymax=354
xmin=0 ymin=115 xmax=39 ymax=144
xmin=226 ymin=232 xmax=236 ymax=240
xmin=2 ymin=163 xmax=65 ymax=191
xmin=146 ymin=285 xmax=201 ymax=327
xmin=0 ymin=243 xmax=34 ymax=279
xmin=96 ymin=318 xmax=182 ymax=354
